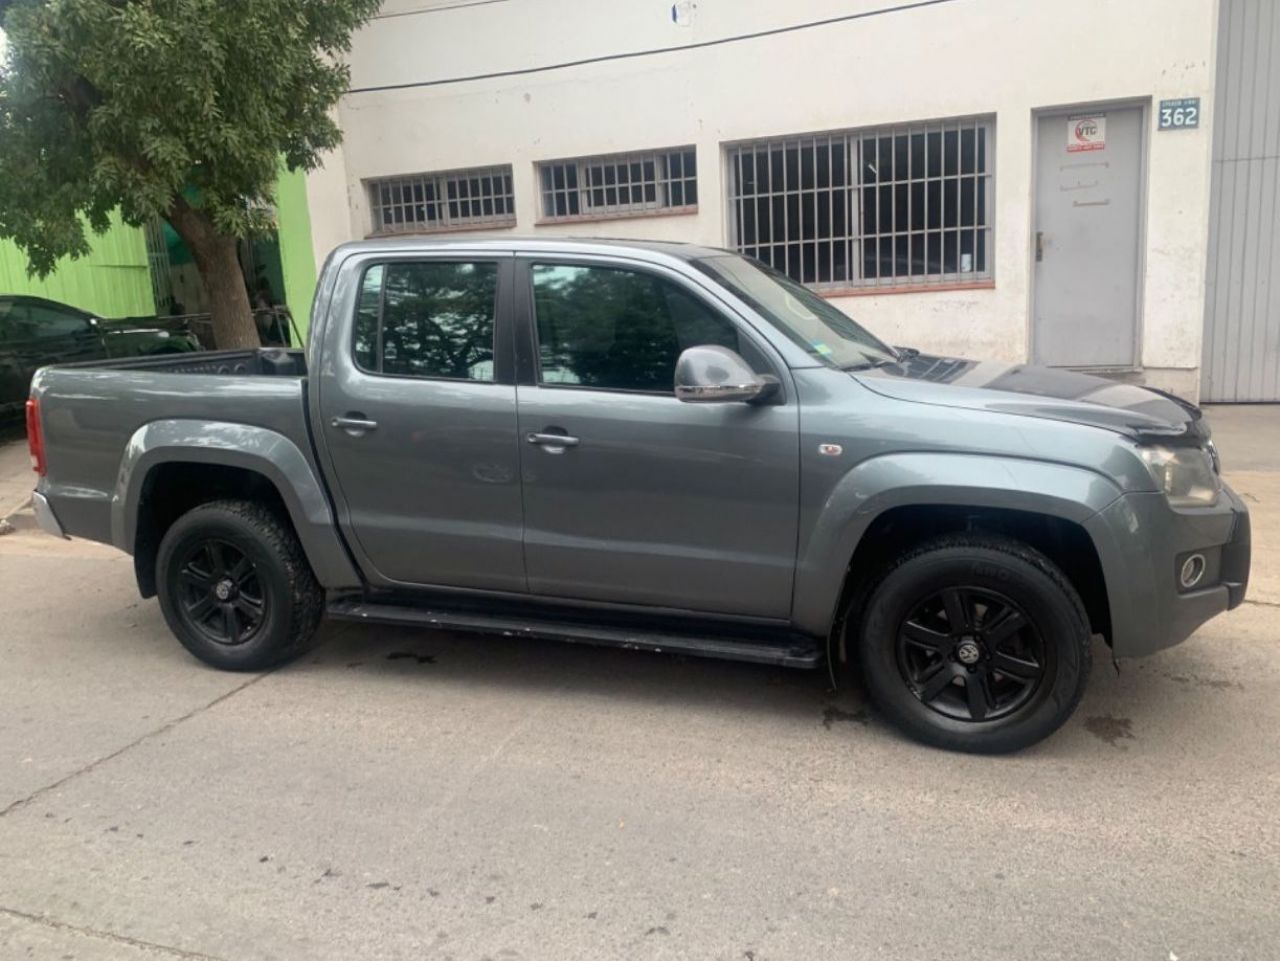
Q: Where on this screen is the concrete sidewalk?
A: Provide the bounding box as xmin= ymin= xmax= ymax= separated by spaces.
xmin=1202 ymin=404 xmax=1280 ymax=471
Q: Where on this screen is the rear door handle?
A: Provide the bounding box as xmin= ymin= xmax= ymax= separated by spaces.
xmin=331 ymin=415 xmax=379 ymax=433
xmin=527 ymin=431 xmax=580 ymax=450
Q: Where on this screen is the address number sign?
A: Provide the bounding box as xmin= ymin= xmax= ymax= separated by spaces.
xmin=1158 ymin=98 xmax=1200 ymax=130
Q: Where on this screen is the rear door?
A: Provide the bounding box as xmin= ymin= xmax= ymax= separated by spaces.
xmin=315 ymin=253 xmax=526 ymax=592
xmin=513 ymin=256 xmax=799 ymax=618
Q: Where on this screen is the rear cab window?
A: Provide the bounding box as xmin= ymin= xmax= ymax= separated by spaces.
xmin=353 ymin=261 xmax=499 ymax=381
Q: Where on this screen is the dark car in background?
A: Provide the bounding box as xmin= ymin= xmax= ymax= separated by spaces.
xmin=0 ymin=294 xmax=201 ymax=418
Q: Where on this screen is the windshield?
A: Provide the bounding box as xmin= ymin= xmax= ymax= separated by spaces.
xmin=693 ymin=255 xmax=897 ymax=370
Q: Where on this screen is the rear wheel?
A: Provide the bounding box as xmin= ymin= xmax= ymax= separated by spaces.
xmin=157 ymin=500 xmax=323 ymax=671
xmin=854 ymin=535 xmax=1091 ymax=753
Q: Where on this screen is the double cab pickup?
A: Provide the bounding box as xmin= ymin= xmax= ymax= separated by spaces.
xmin=25 ymin=239 xmax=1250 ymax=752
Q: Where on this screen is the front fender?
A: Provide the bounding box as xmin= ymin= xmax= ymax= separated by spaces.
xmin=112 ymin=419 xmax=361 ymax=589
xmin=792 ymin=452 xmax=1123 ymax=637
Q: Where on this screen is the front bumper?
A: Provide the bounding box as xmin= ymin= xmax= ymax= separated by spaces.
xmin=1085 ymin=483 xmax=1250 ymax=659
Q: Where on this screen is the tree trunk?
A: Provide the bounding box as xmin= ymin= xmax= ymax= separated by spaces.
xmin=166 ymin=196 xmax=260 ymax=349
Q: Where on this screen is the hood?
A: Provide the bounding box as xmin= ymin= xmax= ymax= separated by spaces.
xmin=857 ymin=352 xmax=1209 ymax=444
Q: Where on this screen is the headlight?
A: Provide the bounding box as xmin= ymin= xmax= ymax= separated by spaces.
xmin=1138 ymin=445 xmax=1221 ymax=507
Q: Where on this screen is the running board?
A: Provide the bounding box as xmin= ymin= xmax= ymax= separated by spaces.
xmin=326 ymin=598 xmax=822 ymax=669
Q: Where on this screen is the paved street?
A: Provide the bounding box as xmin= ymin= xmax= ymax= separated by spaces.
xmin=1 ymin=408 xmax=1278 ymax=960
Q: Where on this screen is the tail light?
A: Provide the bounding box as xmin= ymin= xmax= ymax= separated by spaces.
xmin=25 ymin=398 xmax=46 ymax=476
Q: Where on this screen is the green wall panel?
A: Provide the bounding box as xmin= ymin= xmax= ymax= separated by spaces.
xmin=276 ymin=164 xmax=318 ymax=339
xmin=0 ymin=214 xmax=155 ymax=318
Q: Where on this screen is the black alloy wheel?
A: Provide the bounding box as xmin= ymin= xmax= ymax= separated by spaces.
xmin=854 ymin=535 xmax=1092 ymax=753
xmin=174 ymin=538 xmax=268 ymax=646
xmin=156 ymin=499 xmax=323 ymax=671
xmin=895 ymin=586 xmax=1047 ymax=722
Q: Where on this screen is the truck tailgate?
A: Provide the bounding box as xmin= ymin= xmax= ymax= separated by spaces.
xmin=30 ymin=350 xmax=314 ymax=549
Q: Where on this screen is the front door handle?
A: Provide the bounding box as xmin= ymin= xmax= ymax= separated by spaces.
xmin=527 ymin=431 xmax=580 ymax=451
xmin=331 ymin=415 xmax=379 ymax=434
xmin=1035 ymin=230 xmax=1045 ymax=262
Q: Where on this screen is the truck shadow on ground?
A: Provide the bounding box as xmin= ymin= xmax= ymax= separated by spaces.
xmin=276 ymin=619 xmax=1241 ymax=757
xmin=306 ymin=619 xmax=859 ymax=727
xmin=90 ymin=594 xmax=1250 ymax=758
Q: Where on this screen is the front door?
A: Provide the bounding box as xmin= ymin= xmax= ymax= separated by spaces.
xmin=1032 ymin=104 xmax=1145 ymax=367
xmin=316 ymin=255 xmax=526 ymax=593
xmin=514 ymin=258 xmax=799 ymax=619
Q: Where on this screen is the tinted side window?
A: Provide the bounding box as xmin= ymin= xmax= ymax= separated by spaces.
xmin=531 ymin=264 xmax=742 ymax=392
xmin=353 ymin=266 xmax=383 ymax=371
xmin=352 ymin=261 xmax=497 ymax=381
xmin=0 ymin=301 xmax=20 ymax=340
xmin=26 ymin=304 xmax=93 ymax=338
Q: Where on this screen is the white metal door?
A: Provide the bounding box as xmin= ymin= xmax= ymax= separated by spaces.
xmin=1032 ymin=106 xmax=1145 ymax=368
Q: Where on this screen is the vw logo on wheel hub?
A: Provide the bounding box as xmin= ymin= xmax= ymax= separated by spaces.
xmin=956 ymin=639 xmax=982 ymax=665
xmin=214 ymin=578 xmax=234 ymax=601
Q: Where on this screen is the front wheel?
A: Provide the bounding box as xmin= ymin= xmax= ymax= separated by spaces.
xmin=855 ymin=536 xmax=1092 ymax=753
xmin=156 ymin=500 xmax=323 ymax=671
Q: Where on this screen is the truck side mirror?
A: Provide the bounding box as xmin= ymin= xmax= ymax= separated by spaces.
xmin=674 ymin=345 xmax=780 ymax=404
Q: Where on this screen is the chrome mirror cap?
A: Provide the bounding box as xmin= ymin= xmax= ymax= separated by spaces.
xmin=674 ymin=345 xmax=779 ymax=404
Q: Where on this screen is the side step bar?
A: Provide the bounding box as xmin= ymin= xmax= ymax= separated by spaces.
xmin=326 ymin=598 xmax=823 ymax=669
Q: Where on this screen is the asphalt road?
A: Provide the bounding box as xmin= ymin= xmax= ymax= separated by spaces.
xmin=1 ymin=410 xmax=1278 ymax=960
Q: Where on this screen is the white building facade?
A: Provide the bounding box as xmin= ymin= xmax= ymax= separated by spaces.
xmin=302 ymin=0 xmax=1279 ymax=402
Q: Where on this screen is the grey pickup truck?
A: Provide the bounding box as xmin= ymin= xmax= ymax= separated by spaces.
xmin=25 ymin=239 xmax=1250 ymax=752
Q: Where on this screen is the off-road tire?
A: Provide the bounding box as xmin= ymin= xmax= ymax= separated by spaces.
xmin=156 ymin=499 xmax=323 ymax=671
xmin=854 ymin=535 xmax=1092 ymax=753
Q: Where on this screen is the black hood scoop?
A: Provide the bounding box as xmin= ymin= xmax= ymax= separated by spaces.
xmin=858 ymin=352 xmax=1208 ymax=444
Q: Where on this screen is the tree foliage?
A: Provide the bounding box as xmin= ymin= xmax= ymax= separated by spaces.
xmin=0 ymin=0 xmax=378 ymax=341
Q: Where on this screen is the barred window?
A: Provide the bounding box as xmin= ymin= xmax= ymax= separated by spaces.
xmin=538 ymin=147 xmax=697 ymax=222
xmin=727 ymin=119 xmax=993 ymax=289
xmin=369 ymin=165 xmax=515 ymax=234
